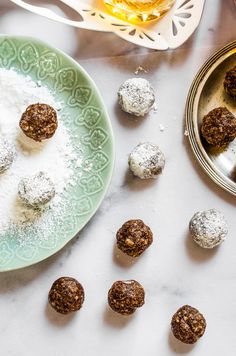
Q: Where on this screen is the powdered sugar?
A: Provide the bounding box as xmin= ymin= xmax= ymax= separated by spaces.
xmin=0 ymin=68 xmax=78 ymax=240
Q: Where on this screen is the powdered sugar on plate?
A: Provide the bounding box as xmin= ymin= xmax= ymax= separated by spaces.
xmin=0 ymin=68 xmax=79 ymax=243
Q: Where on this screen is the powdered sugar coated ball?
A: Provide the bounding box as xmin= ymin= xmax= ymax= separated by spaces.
xmin=128 ymin=142 xmax=165 ymax=179
xmin=0 ymin=139 xmax=15 ymax=173
xmin=189 ymin=209 xmax=228 ymax=248
xmin=18 ymin=171 xmax=55 ymax=207
xmin=118 ymin=78 xmax=155 ymax=116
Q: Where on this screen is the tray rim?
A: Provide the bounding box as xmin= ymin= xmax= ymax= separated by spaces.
xmin=185 ymin=40 xmax=236 ymax=197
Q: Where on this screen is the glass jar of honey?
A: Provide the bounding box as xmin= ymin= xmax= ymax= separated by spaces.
xmin=104 ymin=0 xmax=176 ymax=22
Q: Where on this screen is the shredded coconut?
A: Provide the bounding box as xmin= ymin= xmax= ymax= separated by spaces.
xmin=0 ymin=68 xmax=79 ymax=242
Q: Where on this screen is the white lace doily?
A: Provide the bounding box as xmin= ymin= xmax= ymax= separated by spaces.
xmin=10 ymin=0 xmax=205 ymax=50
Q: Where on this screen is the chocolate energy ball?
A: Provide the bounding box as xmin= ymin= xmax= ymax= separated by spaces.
xmin=116 ymin=219 xmax=153 ymax=257
xmin=18 ymin=171 xmax=55 ymax=207
xmin=189 ymin=209 xmax=228 ymax=249
xmin=0 ymin=139 xmax=15 ymax=173
xmin=171 ymin=305 xmax=206 ymax=344
xmin=48 ymin=277 xmax=85 ymax=314
xmin=224 ymin=66 xmax=236 ymax=99
xmin=128 ymin=142 xmax=165 ymax=179
xmin=201 ymin=107 xmax=236 ymax=147
xmin=108 ymin=280 xmax=145 ymax=315
xmin=20 ymin=103 xmax=58 ymax=142
xmin=118 ymin=78 xmax=155 ymax=116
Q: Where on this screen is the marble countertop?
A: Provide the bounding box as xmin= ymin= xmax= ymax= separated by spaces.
xmin=0 ymin=1 xmax=236 ymax=355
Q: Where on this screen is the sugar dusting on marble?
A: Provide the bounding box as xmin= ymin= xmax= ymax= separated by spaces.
xmin=0 ymin=68 xmax=81 ymax=245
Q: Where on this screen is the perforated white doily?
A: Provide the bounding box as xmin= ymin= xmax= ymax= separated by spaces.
xmin=10 ymin=0 xmax=205 ymax=50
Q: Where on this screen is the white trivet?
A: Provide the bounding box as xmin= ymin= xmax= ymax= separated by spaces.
xmin=10 ymin=0 xmax=205 ymax=50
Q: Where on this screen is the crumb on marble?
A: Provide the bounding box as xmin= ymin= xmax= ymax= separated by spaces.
xmin=134 ymin=66 xmax=148 ymax=75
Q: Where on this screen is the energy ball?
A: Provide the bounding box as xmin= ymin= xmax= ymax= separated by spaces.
xmin=18 ymin=171 xmax=55 ymax=207
xmin=108 ymin=280 xmax=145 ymax=315
xmin=116 ymin=219 xmax=153 ymax=257
xmin=224 ymin=66 xmax=236 ymax=99
xmin=128 ymin=142 xmax=165 ymax=179
xmin=171 ymin=305 xmax=206 ymax=344
xmin=118 ymin=78 xmax=155 ymax=116
xmin=0 ymin=139 xmax=15 ymax=173
xmin=20 ymin=103 xmax=58 ymax=142
xmin=48 ymin=277 xmax=85 ymax=314
xmin=201 ymin=107 xmax=236 ymax=147
xmin=189 ymin=209 xmax=228 ymax=249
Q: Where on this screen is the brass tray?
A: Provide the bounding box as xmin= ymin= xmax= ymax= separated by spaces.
xmin=186 ymin=41 xmax=236 ymax=196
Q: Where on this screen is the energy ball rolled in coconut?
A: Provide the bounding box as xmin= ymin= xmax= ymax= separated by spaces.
xmin=48 ymin=277 xmax=85 ymax=314
xmin=108 ymin=280 xmax=145 ymax=315
xmin=118 ymin=78 xmax=155 ymax=116
xmin=0 ymin=139 xmax=15 ymax=173
xmin=18 ymin=171 xmax=55 ymax=207
xmin=189 ymin=209 xmax=228 ymax=249
xmin=128 ymin=142 xmax=165 ymax=179
xmin=20 ymin=103 xmax=58 ymax=142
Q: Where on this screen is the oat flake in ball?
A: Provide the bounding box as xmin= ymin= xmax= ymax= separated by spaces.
xmin=118 ymin=78 xmax=155 ymax=116
xmin=108 ymin=280 xmax=145 ymax=315
xmin=116 ymin=219 xmax=153 ymax=257
xmin=18 ymin=171 xmax=55 ymax=207
xmin=128 ymin=142 xmax=165 ymax=179
xmin=20 ymin=103 xmax=58 ymax=142
xmin=0 ymin=139 xmax=15 ymax=173
xmin=48 ymin=277 xmax=85 ymax=314
xmin=189 ymin=209 xmax=228 ymax=249
xmin=171 ymin=305 xmax=206 ymax=344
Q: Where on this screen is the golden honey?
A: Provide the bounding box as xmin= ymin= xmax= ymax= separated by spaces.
xmin=104 ymin=0 xmax=176 ymax=22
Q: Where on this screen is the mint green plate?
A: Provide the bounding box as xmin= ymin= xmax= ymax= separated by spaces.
xmin=0 ymin=36 xmax=114 ymax=271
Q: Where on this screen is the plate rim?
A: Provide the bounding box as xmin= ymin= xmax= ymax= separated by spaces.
xmin=0 ymin=34 xmax=115 ymax=272
xmin=185 ymin=40 xmax=236 ymax=197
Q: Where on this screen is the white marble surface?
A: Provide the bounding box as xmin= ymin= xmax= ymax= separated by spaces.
xmin=0 ymin=1 xmax=236 ymax=355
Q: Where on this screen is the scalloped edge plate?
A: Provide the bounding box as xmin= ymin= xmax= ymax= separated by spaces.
xmin=0 ymin=35 xmax=114 ymax=271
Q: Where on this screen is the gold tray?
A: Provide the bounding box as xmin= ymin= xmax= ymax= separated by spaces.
xmin=186 ymin=41 xmax=236 ymax=196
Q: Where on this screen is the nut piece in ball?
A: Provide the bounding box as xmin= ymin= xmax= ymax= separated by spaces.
xmin=189 ymin=209 xmax=228 ymax=249
xmin=108 ymin=280 xmax=145 ymax=315
xmin=48 ymin=277 xmax=85 ymax=314
xmin=171 ymin=305 xmax=206 ymax=344
xmin=118 ymin=78 xmax=155 ymax=116
xmin=116 ymin=219 xmax=153 ymax=257
xmin=201 ymin=107 xmax=236 ymax=147
xmin=224 ymin=66 xmax=236 ymax=99
xmin=128 ymin=142 xmax=165 ymax=179
xmin=20 ymin=103 xmax=58 ymax=142
xmin=0 ymin=139 xmax=15 ymax=173
xmin=18 ymin=171 xmax=55 ymax=207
